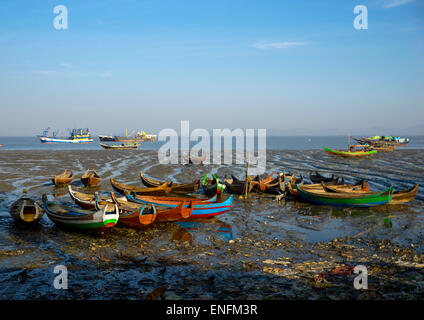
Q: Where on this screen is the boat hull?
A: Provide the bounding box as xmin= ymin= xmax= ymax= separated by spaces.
xmin=296 ymin=185 xmax=393 ymax=207
xmin=40 ymin=137 xmax=93 ymax=144
xmin=127 ymin=194 xmax=233 ymax=219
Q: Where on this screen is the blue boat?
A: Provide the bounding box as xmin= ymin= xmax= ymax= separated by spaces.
xmin=126 ymin=193 xmax=233 ymax=219
xmin=39 ymin=128 xmax=93 ymax=144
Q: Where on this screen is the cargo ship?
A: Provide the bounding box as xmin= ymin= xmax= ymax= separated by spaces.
xmin=39 ymin=128 xmax=94 ymax=144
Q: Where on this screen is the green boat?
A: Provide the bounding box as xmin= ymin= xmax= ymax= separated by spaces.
xmin=42 ymin=194 xmax=119 ymax=230
xmin=323 ymin=146 xmax=377 ymax=158
xmin=296 ymin=184 xmax=393 ymax=207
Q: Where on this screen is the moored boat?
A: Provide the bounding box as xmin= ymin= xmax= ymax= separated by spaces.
xmin=296 ymin=184 xmax=393 ymax=207
xmin=99 ymin=142 xmax=139 ymax=150
xmin=323 ymin=146 xmax=377 ymax=158
xmin=310 ymin=171 xmax=340 ymax=184
xmin=110 ymin=178 xmax=172 ymax=196
xmin=98 ymin=135 xmax=115 ymax=142
xmin=42 ymin=194 xmax=119 ymax=230
xmin=139 ymin=171 xmax=200 ymax=193
xmin=127 ymin=193 xmax=233 ymax=219
xmin=320 ymin=182 xmax=418 ymax=205
xmin=9 ymin=190 xmax=44 ymax=223
xmin=39 ymin=128 xmax=93 ymax=144
xmin=52 ymin=170 xmax=74 ymax=186
xmin=391 ymin=184 xmax=419 ymax=205
xmin=81 ymin=169 xmax=102 ymax=187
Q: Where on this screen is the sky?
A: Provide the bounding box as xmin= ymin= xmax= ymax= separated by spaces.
xmin=0 ymin=0 xmax=423 ymax=136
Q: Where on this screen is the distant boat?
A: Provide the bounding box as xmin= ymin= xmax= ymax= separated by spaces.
xmin=98 ymin=135 xmax=115 ymax=142
xmin=114 ymin=129 xmax=157 ymax=142
xmin=39 ymin=128 xmax=93 ymax=144
xmin=99 ymin=142 xmax=140 ymax=150
xmin=361 ymin=135 xmax=410 ymax=146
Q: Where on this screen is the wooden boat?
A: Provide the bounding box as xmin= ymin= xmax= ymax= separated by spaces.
xmin=110 ymin=178 xmax=172 ymax=196
xmin=254 ymin=172 xmax=300 ymax=195
xmin=9 ymin=190 xmax=44 ymax=223
xmin=99 ymin=192 xmax=157 ymax=227
xmin=99 ymin=142 xmax=139 ymax=150
xmin=225 ymin=179 xmax=254 ymax=195
xmin=391 ymin=184 xmax=419 ymax=205
xmin=321 ymin=180 xmax=370 ymax=193
xmin=200 ymin=175 xmax=226 ymax=195
xmin=52 ymin=170 xmax=74 ymax=186
xmin=323 ymin=146 xmax=377 ymax=158
xmin=69 ymin=186 xmax=191 ymax=223
xmin=81 ymin=169 xmax=102 ymax=187
xmin=98 ymin=135 xmax=115 ymax=142
xmin=127 ymin=193 xmax=233 ymax=219
xmin=42 ymin=194 xmax=119 ymax=229
xmin=139 ymin=171 xmax=200 ymax=193
xmin=310 ymin=171 xmax=340 ymax=184
xmin=68 ymin=186 xmax=125 ymax=209
xmin=296 ymin=184 xmax=393 ymax=207
xmin=289 ymin=177 xmax=366 ymax=197
xmin=321 ymin=182 xmax=418 ymax=205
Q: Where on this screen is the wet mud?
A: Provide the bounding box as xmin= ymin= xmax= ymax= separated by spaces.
xmin=0 ymin=149 xmax=423 ymax=299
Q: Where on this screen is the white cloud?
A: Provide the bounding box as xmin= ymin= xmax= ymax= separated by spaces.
xmin=252 ymin=41 xmax=311 ymax=49
xmin=59 ymin=62 xmax=72 ymax=68
xmin=383 ymin=0 xmax=413 ymax=8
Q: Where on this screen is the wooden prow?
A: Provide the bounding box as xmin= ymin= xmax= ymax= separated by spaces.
xmin=178 ymin=200 xmax=193 ymax=219
xmin=138 ymin=205 xmax=157 ymax=225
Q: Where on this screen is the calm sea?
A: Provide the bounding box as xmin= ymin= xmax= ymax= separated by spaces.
xmin=1 ymin=136 xmax=423 ymax=150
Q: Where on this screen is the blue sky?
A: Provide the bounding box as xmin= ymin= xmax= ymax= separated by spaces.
xmin=0 ymin=0 xmax=423 ymax=136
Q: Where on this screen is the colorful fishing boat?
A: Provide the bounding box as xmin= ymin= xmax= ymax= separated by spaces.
xmin=321 ymin=182 xmax=418 ymax=205
xmin=323 ymin=146 xmax=377 ymax=158
xmin=69 ymin=186 xmax=192 ymax=223
xmin=200 ymin=174 xmax=226 ymax=195
xmin=81 ymin=169 xmax=102 ymax=187
xmin=139 ymin=171 xmax=200 ymax=193
xmin=296 ymin=184 xmax=393 ymax=207
xmin=127 ymin=193 xmax=233 ymax=219
xmin=42 ymin=194 xmax=119 ymax=229
xmin=9 ymin=190 xmax=44 ymax=223
xmin=39 ymin=128 xmax=93 ymax=144
xmin=52 ymin=170 xmax=74 ymax=187
xmin=110 ymin=178 xmax=172 ymax=196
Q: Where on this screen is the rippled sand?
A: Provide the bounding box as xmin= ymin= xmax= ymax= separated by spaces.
xmin=0 ymin=150 xmax=423 ymax=299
